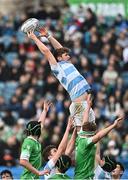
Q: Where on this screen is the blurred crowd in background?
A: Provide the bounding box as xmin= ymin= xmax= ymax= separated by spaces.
xmin=0 ymin=3 xmax=128 ymax=167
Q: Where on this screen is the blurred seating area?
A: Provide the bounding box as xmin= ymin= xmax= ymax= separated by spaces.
xmin=0 ymin=2 xmax=128 ymax=170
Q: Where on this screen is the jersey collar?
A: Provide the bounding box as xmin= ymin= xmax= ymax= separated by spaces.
xmin=78 ymin=130 xmax=95 ymax=136
xmin=27 ymin=136 xmax=38 ymax=142
xmin=59 ymin=61 xmax=68 ymax=64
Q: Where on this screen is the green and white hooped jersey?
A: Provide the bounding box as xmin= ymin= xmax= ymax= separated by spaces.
xmin=20 ymin=136 xmax=42 ymax=180
xmin=74 ymin=136 xmax=96 ymax=180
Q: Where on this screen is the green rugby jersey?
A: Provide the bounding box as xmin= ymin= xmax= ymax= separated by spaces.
xmin=49 ymin=173 xmax=71 ymax=179
xmin=20 ymin=136 xmax=42 ymax=180
xmin=74 ymin=136 xmax=96 ymax=179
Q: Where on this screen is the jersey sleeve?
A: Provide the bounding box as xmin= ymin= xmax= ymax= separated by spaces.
xmin=20 ymin=139 xmax=33 ymax=161
xmin=78 ymin=136 xmax=94 ymax=149
xmin=50 ymin=63 xmax=66 ymax=79
xmin=44 ymin=159 xmax=55 ymax=170
xmin=44 ymin=159 xmax=55 ymax=180
xmin=86 ymin=137 xmax=93 ymax=145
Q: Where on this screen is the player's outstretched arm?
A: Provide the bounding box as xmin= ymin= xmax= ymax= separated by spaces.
xmin=82 ymin=94 xmax=92 ymax=125
xmin=47 ymin=35 xmax=63 ymax=49
xmin=38 ymin=101 xmax=52 ymax=128
xmin=95 ymin=142 xmax=101 ymax=168
xmin=20 ymin=159 xmax=49 ymax=176
xmin=92 ymin=117 xmax=124 ymax=144
xmin=65 ymin=128 xmax=77 ymax=156
xmin=27 ymin=31 xmax=57 ymax=65
xmin=52 ymin=117 xmax=73 ymax=164
xmin=38 ymin=26 xmax=63 ymax=49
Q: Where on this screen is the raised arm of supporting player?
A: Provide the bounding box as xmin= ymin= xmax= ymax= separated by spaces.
xmin=65 ymin=128 xmax=77 ymax=156
xmin=52 ymin=117 xmax=73 ymax=164
xmin=92 ymin=117 xmax=124 ymax=144
xmin=38 ymin=101 xmax=52 ymax=128
xmin=95 ymin=142 xmax=101 ymax=168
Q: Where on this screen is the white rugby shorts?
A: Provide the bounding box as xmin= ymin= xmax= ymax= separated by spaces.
xmin=69 ymin=101 xmax=95 ymax=126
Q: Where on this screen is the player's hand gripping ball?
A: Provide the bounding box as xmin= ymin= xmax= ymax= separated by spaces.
xmin=21 ymin=18 xmax=39 ymax=33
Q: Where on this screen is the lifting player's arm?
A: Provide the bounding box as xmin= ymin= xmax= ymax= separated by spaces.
xmin=27 ymin=31 xmax=57 ymax=65
xmin=65 ymin=128 xmax=77 ymax=156
xmin=92 ymin=117 xmax=124 ymax=144
xmin=52 ymin=117 xmax=73 ymax=164
xmin=38 ymin=101 xmax=52 ymax=129
xmin=47 ymin=36 xmax=63 ymax=49
xmin=95 ymin=142 xmax=101 ymax=168
xmin=38 ymin=26 xmax=63 ymax=49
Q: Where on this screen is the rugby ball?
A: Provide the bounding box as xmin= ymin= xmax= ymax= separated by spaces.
xmin=21 ymin=18 xmax=39 ymax=33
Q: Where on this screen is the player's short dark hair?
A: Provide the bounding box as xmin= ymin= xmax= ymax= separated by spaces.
xmin=43 ymin=145 xmax=56 ymax=162
xmin=0 ymin=169 xmax=13 ymax=179
xmin=56 ymin=155 xmax=71 ymax=173
xmin=53 ymin=47 xmax=70 ymax=59
xmin=102 ymin=155 xmax=117 ymax=172
xmin=82 ymin=122 xmax=97 ymax=132
xmin=26 ymin=121 xmax=41 ymax=137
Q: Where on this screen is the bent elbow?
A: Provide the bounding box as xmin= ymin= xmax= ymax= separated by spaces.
xmin=19 ymin=159 xmax=26 ymax=166
xmin=19 ymin=159 xmax=23 ymax=166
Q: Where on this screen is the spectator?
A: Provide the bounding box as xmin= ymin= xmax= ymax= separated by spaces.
xmin=105 ymin=96 xmax=121 ymax=121
xmin=102 ymin=64 xmax=118 ymax=86
xmin=104 ymin=140 xmax=120 ymax=158
xmin=117 ymin=31 xmax=128 ymax=48
xmin=121 ymin=134 xmax=128 ymax=158
xmin=0 ymin=169 xmax=13 ymax=180
xmin=82 ymin=8 xmax=97 ymax=31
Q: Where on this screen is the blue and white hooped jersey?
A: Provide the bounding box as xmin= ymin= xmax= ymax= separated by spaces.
xmin=50 ymin=61 xmax=91 ymax=100
xmin=94 ymin=165 xmax=111 ymax=180
xmin=44 ymin=159 xmax=56 ymax=180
